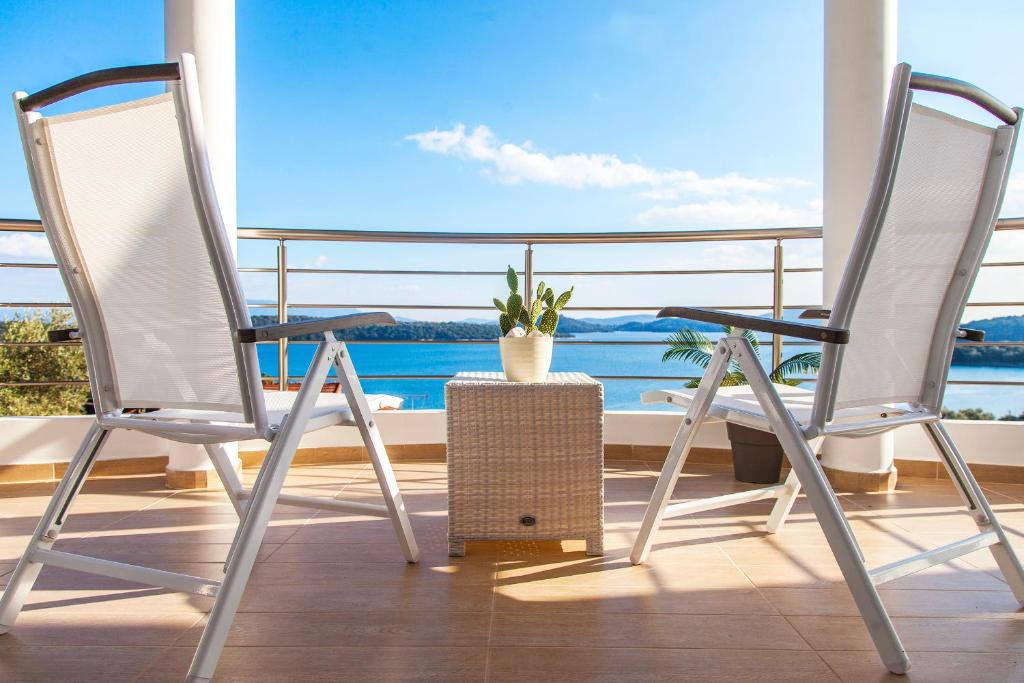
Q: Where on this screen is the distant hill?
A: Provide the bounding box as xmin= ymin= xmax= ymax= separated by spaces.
xmin=951 ymin=315 xmax=1024 ymax=367
xmin=250 ymin=315 xmax=572 ymax=341
xmin=964 ymin=315 xmax=1024 ymax=341
xmin=554 ymin=317 xmax=609 ymax=333
xmin=575 ymin=314 xmax=656 ymax=327
xmin=615 ymin=318 xmax=722 ymax=333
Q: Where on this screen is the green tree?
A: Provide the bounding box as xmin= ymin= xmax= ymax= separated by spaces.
xmin=941 ymin=406 xmax=996 ymax=421
xmin=0 ymin=309 xmax=89 ymax=416
xmin=662 ymin=325 xmax=821 ymax=388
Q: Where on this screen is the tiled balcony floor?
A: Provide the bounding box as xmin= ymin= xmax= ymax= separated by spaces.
xmin=2 ymin=459 xmax=1024 ymax=682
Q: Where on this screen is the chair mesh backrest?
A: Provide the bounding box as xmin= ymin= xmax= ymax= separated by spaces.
xmin=35 ymin=92 xmax=246 ymax=411
xmin=834 ymin=104 xmax=997 ymax=409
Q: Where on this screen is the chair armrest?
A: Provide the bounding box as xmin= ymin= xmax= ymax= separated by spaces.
xmin=957 ymin=327 xmax=985 ymax=342
xmin=657 ymin=307 xmax=850 ymax=344
xmin=47 ymin=328 xmax=81 ymax=342
xmin=798 ymin=308 xmax=831 ymax=320
xmin=237 ymin=312 xmax=396 ymax=343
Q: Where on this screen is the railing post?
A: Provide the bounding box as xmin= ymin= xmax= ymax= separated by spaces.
xmin=277 ymin=239 xmax=288 ymax=390
xmin=772 ymin=238 xmax=784 ymax=369
xmin=524 ymin=243 xmax=534 ymax=310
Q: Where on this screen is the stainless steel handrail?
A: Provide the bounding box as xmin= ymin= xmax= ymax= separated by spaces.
xmin=1 ymin=217 xmax=1022 ymax=393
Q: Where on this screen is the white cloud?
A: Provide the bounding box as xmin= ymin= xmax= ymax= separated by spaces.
xmin=0 ymin=233 xmax=52 ymax=260
xmin=641 ymin=171 xmax=810 ymax=200
xmin=299 ymin=255 xmax=330 ymax=269
xmin=634 ymin=197 xmax=823 ymax=229
xmin=405 ymin=123 xmax=809 ymax=195
xmin=406 ymin=124 xmax=656 ymax=189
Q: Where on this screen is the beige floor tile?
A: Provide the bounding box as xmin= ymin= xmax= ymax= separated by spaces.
xmin=737 ymin=558 xmax=1009 ymax=591
xmin=237 ymin=580 xmax=493 ymax=613
xmin=490 ymin=612 xmax=806 ymax=650
xmin=0 ymin=645 xmax=164 ymax=682
xmin=761 ymin=586 xmax=1024 ymax=618
xmin=21 ymin=588 xmax=213 ymax=615
xmin=247 ymin=557 xmax=496 ymax=586
xmin=0 ymin=610 xmax=201 ymax=646
xmin=176 ymin=610 xmax=490 ymax=648
xmin=486 ymin=646 xmax=839 ymax=682
xmin=52 ymin=538 xmax=280 ymax=565
xmin=496 ymin=553 xmax=751 ymax=590
xmin=493 ymin=581 xmax=777 ymax=615
xmin=137 ymin=645 xmax=488 ymax=682
xmin=789 ymin=614 xmax=1024 ymax=652
xmin=819 ymin=650 xmax=1024 ymax=683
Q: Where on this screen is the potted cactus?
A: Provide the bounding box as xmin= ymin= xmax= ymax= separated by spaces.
xmin=493 ymin=266 xmax=573 ymax=382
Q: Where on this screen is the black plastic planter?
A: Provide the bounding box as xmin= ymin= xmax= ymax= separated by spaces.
xmin=726 ymin=422 xmax=784 ymax=484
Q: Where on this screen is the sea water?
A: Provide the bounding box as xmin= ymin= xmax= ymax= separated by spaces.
xmin=257 ymin=331 xmax=1024 ymax=416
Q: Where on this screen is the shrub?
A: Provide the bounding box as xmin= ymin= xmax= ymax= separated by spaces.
xmin=0 ymin=309 xmax=89 ymax=416
xmin=940 ymin=406 xmax=995 ymax=421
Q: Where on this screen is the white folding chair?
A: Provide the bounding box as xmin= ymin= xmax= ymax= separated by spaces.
xmin=0 ymin=55 xmax=419 ymax=682
xmin=631 ymin=63 xmax=1024 ymax=675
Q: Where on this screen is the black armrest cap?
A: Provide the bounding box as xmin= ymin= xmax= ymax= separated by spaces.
xmin=957 ymin=327 xmax=985 ymax=342
xmin=657 ymin=306 xmax=850 ymax=344
xmin=238 ymin=312 xmax=396 ymax=343
xmin=47 ymin=328 xmax=81 ymax=343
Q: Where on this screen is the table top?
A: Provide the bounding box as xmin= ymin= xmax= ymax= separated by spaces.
xmin=448 ymin=371 xmax=599 ymax=386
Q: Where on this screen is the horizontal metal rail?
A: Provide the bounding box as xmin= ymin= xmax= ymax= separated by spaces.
xmin=868 ymin=530 xmax=1000 ymax=586
xmin=32 ymin=547 xmax=220 ymax=597
xmin=1 ymin=216 xmax=1022 ymax=395
xmin=1 ymin=216 xmax=1022 ymax=237
xmin=663 ymin=484 xmax=788 ymax=518
xmin=238 ymin=266 xmax=826 ymax=276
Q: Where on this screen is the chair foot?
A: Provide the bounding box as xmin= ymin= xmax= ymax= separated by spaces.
xmin=186 ymin=676 xmax=211 ymax=683
xmin=585 ymin=536 xmax=603 ymax=556
xmin=886 ymin=657 xmax=911 ymax=675
xmin=448 ymin=539 xmax=465 ymax=557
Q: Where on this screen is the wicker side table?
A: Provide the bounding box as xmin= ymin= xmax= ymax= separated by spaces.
xmin=445 ymin=372 xmax=604 ymax=556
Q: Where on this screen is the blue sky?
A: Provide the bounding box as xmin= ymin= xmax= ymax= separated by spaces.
xmin=0 ymin=1 xmax=1021 ymax=321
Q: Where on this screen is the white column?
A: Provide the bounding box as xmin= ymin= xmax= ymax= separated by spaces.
xmin=164 ymin=0 xmax=240 ymax=481
xmin=820 ymin=0 xmax=897 ymax=482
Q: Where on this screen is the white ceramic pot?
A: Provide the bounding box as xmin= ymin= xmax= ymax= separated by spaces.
xmin=498 ymin=335 xmax=553 ymax=382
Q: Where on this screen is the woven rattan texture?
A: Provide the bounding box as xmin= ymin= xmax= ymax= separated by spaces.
xmin=446 ymin=372 xmax=604 ymax=555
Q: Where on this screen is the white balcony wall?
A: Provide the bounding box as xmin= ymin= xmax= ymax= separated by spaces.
xmin=0 ymin=412 xmax=1020 ymax=469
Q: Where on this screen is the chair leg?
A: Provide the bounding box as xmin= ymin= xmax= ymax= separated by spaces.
xmin=731 ymin=338 xmax=909 ymax=674
xmin=766 ymin=468 xmax=801 ymax=533
xmin=187 ymin=340 xmax=337 ymax=683
xmin=925 ymin=421 xmax=1024 ymax=603
xmin=204 ymin=443 xmax=245 ymax=518
xmin=0 ymin=423 xmax=109 ymax=632
xmin=630 ymin=340 xmax=732 ymax=565
xmin=765 ymin=437 xmax=821 ymax=533
xmin=333 ymin=343 xmax=419 ymax=563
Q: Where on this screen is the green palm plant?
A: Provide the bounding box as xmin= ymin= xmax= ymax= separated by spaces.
xmin=663 ymin=325 xmax=821 ymax=388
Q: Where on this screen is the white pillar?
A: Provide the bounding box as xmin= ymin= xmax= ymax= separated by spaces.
xmin=164 ymin=0 xmax=240 ymax=482
xmin=820 ymin=0 xmax=898 ymax=486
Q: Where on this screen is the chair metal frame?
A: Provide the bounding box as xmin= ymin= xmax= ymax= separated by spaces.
xmin=630 ymin=64 xmax=1024 ymax=675
xmin=0 ymin=55 xmax=419 ymax=683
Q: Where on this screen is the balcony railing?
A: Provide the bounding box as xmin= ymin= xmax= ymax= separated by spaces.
xmin=1 ymin=216 xmax=1023 ymax=395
